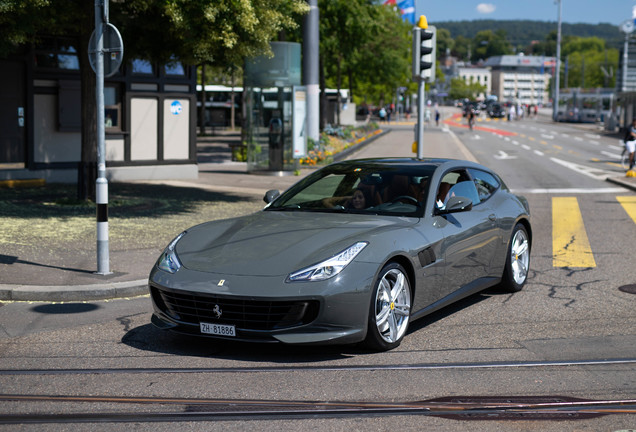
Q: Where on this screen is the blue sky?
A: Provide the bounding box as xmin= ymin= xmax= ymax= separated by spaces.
xmin=415 ymin=0 xmax=635 ymax=25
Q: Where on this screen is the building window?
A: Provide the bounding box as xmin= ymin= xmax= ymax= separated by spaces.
xmin=132 ymin=59 xmax=155 ymax=75
xmin=104 ymin=84 xmax=122 ymax=132
xmin=165 ymin=59 xmax=185 ymax=76
xmin=34 ymin=37 xmax=80 ymax=71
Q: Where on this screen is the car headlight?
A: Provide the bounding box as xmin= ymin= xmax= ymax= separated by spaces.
xmin=287 ymin=242 xmax=368 ymax=282
xmin=157 ymin=231 xmax=187 ymax=273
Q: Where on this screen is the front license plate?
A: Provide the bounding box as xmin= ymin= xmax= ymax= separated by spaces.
xmin=200 ymin=322 xmax=236 ymax=337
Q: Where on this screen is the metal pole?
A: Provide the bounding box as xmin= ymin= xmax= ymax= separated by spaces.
xmin=623 ymin=32 xmax=629 ymax=92
xmin=303 ymin=0 xmax=320 ymax=144
xmin=552 ymin=0 xmax=562 ymax=121
xmin=95 ymin=0 xmax=110 ymax=275
xmin=417 ymin=80 xmax=425 ymax=159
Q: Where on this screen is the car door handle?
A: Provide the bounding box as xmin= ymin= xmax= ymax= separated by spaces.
xmin=488 ymin=214 xmax=497 ymax=222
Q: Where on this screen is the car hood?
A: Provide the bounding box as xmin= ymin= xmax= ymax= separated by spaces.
xmin=175 ymin=211 xmax=417 ymax=276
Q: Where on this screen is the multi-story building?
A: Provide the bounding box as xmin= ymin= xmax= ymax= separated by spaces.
xmin=457 ymin=66 xmax=492 ymax=100
xmin=483 ymin=55 xmax=554 ymax=106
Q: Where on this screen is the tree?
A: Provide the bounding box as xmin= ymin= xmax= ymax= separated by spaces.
xmin=561 ymin=37 xmax=618 ymax=89
xmin=448 ymin=77 xmax=486 ymax=101
xmin=317 ymin=0 xmax=411 ymax=122
xmin=471 ymin=29 xmax=512 ymax=63
xmin=0 ymin=0 xmax=309 ymax=199
xmin=436 ymin=28 xmax=454 ymax=59
xmin=452 ymin=35 xmax=471 ymax=61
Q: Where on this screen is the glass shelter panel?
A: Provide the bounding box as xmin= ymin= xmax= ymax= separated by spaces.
xmin=245 ymin=87 xmax=294 ymax=173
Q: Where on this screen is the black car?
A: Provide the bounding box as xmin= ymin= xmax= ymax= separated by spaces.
xmin=488 ymin=104 xmax=506 ymax=118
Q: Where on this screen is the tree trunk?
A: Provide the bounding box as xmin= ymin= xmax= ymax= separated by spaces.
xmin=336 ymin=56 xmax=342 ymax=125
xmin=319 ymin=55 xmax=327 ymax=130
xmin=77 ymin=6 xmax=97 ymax=201
xmin=199 ymin=64 xmax=207 ymax=136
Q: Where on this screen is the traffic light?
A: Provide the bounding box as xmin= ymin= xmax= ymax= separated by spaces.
xmin=412 ymin=16 xmax=436 ymax=82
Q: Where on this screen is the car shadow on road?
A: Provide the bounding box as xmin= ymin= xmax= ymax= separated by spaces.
xmin=121 ymin=291 xmax=504 ymax=363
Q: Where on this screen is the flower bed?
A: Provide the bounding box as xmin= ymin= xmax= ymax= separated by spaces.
xmin=299 ymin=123 xmax=381 ymax=166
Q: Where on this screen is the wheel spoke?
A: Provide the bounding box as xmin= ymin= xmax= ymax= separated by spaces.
xmin=391 ymin=273 xmax=406 ymax=302
xmin=393 ymin=303 xmax=410 ymax=316
xmin=376 ymin=304 xmax=390 ymax=327
xmin=387 ymin=310 xmax=398 ymax=342
xmin=514 ymin=239 xmax=529 ymax=256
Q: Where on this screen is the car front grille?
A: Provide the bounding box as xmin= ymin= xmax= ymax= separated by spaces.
xmin=151 ymin=286 xmax=319 ymax=331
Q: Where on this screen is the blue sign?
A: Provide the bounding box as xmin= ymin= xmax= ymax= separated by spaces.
xmin=170 ymin=100 xmax=183 ymax=115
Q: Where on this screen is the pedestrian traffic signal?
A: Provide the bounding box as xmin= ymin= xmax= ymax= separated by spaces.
xmin=412 ymin=16 xmax=436 ymax=82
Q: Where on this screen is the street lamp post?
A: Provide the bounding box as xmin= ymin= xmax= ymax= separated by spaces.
xmin=552 ymin=0 xmax=562 ymax=121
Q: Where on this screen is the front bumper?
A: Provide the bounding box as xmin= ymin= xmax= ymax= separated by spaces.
xmin=148 ymin=261 xmax=378 ymax=345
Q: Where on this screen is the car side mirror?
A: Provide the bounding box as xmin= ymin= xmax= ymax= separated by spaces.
xmin=437 ymin=196 xmax=473 ymax=214
xmin=264 ymin=189 xmax=280 ymax=204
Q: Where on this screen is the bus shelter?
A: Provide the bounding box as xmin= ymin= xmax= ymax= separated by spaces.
xmin=244 ymin=42 xmax=306 ymax=174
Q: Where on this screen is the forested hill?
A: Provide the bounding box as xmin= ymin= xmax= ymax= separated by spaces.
xmin=432 ymin=20 xmax=623 ymax=48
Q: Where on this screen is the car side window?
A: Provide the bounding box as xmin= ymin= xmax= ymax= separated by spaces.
xmin=436 ymin=169 xmax=480 ymax=208
xmin=468 ymin=168 xmax=500 ymax=202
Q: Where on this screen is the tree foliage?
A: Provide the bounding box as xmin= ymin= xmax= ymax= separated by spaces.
xmin=470 ymin=29 xmax=512 ymax=63
xmin=448 ymin=77 xmax=486 ymax=101
xmin=318 ymin=0 xmax=412 ymax=106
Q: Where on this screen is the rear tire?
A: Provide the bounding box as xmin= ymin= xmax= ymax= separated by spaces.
xmin=499 ymin=223 xmax=530 ymax=293
xmin=364 ymin=262 xmax=411 ymax=351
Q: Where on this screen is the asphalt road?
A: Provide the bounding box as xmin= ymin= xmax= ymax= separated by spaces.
xmin=0 ymin=113 xmax=635 ymax=431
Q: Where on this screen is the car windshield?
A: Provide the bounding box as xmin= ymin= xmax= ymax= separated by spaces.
xmin=266 ymin=162 xmax=437 ymax=217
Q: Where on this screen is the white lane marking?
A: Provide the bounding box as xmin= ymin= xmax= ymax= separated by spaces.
xmin=511 ymin=187 xmax=625 ymax=194
xmin=522 ymin=144 xmax=532 ymax=150
xmin=494 ymin=150 xmax=517 ymax=160
xmin=534 ymin=150 xmax=544 ymax=156
xmin=541 ymin=134 xmax=554 ymax=140
xmin=585 ymin=133 xmax=601 ymax=139
xmin=601 ymin=150 xmax=623 ymax=159
xmin=549 ymin=157 xmax=611 ymax=180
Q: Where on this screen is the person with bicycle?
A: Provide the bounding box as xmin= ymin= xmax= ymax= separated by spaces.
xmin=625 ymin=118 xmax=636 ymax=170
xmin=468 ymin=109 xmax=475 ymax=130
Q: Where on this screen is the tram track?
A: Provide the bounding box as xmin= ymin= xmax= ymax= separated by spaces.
xmin=0 ymin=393 xmax=634 ymax=424
xmin=1 ymin=357 xmax=635 ymax=376
xmin=1 ymin=358 xmax=635 ymax=424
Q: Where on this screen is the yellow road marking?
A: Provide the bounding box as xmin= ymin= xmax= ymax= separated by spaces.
xmin=552 ymin=197 xmax=596 ymax=268
xmin=540 ymin=140 xmax=548 ymax=145
xmin=529 ymin=136 xmax=536 ymax=141
xmin=553 ymin=145 xmax=563 ymax=150
xmin=617 ymin=196 xmax=636 ymax=224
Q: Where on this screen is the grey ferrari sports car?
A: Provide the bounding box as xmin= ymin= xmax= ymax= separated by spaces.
xmin=149 ymin=158 xmax=531 ymax=351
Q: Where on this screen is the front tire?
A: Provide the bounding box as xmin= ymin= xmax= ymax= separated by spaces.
xmin=364 ymin=262 xmax=411 ymax=351
xmin=499 ymin=223 xmax=530 ymax=292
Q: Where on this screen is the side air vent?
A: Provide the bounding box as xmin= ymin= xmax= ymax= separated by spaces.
xmin=418 ymin=247 xmax=436 ymax=267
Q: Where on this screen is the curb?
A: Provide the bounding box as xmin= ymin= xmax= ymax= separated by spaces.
xmin=606 ymin=176 xmax=636 ymax=192
xmin=0 ymin=279 xmax=149 ymax=302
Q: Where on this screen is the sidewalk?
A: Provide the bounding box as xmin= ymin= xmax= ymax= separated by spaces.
xmin=0 ymin=120 xmax=472 ymax=302
xmin=1 ymin=115 xmax=634 ymax=302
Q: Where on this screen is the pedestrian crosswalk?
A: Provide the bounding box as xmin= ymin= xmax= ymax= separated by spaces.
xmin=552 ymin=196 xmax=636 ymax=268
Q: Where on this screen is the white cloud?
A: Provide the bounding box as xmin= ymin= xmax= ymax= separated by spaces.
xmin=476 ymin=3 xmax=496 ymax=15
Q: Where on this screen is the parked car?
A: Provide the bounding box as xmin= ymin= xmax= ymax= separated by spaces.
xmin=149 ymin=158 xmax=531 ymax=351
xmin=488 ymin=104 xmax=506 ymax=118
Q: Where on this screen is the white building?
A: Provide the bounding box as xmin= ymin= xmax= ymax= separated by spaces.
xmin=457 ymin=66 xmax=492 ymax=100
xmin=484 ymin=55 xmax=554 ymax=106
